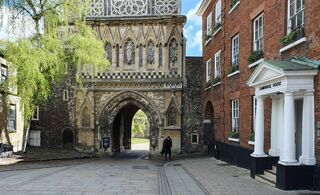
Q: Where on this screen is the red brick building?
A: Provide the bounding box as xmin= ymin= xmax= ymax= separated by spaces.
xmin=197 ymin=0 xmax=320 ymax=190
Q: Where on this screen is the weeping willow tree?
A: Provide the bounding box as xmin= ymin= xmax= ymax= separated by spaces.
xmin=0 ymin=0 xmax=109 ymax=151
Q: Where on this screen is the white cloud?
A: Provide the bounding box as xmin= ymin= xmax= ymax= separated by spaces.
xmin=183 ymin=0 xmax=202 ymax=56
xmin=186 ymin=1 xmax=202 ymax=26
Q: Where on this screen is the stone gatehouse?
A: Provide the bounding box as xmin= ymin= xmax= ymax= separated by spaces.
xmin=30 ymin=0 xmax=203 ymax=155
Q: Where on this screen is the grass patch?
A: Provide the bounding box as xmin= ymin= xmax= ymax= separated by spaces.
xmin=131 ymin=138 xmax=149 ymax=144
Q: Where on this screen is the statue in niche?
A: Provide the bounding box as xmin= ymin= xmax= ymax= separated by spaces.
xmin=82 ymin=107 xmax=90 ymax=127
xmin=168 ymin=106 xmax=177 ymax=126
xmin=124 ymin=40 xmax=135 ymax=65
xmin=147 ymin=41 xmax=155 ymax=64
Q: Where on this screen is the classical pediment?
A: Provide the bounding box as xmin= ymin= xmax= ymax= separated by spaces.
xmin=247 ymin=62 xmax=283 ymax=87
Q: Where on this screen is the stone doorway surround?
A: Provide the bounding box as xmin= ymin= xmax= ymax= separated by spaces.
xmin=98 ymin=91 xmax=163 ymax=155
xmin=247 ymin=58 xmax=318 ymax=166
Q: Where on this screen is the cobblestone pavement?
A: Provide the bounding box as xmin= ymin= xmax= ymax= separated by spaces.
xmin=0 ymin=153 xmax=319 ymax=195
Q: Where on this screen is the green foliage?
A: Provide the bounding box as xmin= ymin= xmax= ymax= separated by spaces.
xmin=230 ymin=0 xmax=239 ymax=9
xmin=228 ymin=64 xmax=239 ymax=74
xmin=212 ymin=23 xmax=221 ymax=34
xmin=213 ymin=76 xmax=221 ymax=84
xmin=204 ymin=80 xmax=212 ymax=88
xmin=229 ymin=130 xmax=239 ymax=139
xmin=1 ymin=0 xmax=109 ymax=125
xmin=248 ymin=50 xmax=264 ymax=64
xmin=131 ymin=110 xmax=148 ymax=137
xmin=249 ymin=132 xmax=255 ymax=141
xmin=280 ymin=27 xmax=305 ymax=46
xmin=205 ymin=34 xmax=212 ymax=41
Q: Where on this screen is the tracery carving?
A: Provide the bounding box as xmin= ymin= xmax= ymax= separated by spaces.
xmin=155 ymin=0 xmax=179 ymax=15
xmin=124 ymin=39 xmax=135 ymax=65
xmin=111 ymin=0 xmax=148 ymax=16
xmin=88 ymin=0 xmax=105 ymax=17
xmin=87 ymin=0 xmax=180 ymax=17
xmin=147 ymin=41 xmax=155 ymax=65
xmin=105 ymin=42 xmax=112 ymax=63
xmin=169 ymin=38 xmax=178 ymax=65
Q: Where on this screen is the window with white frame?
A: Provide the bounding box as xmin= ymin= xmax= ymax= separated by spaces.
xmin=32 ymin=106 xmax=39 ymax=121
xmin=231 ymin=99 xmax=239 ymax=132
xmin=1 ymin=64 xmax=8 ymax=83
xmin=214 ymin=50 xmax=221 ymax=79
xmin=206 ymin=59 xmax=211 ymax=82
xmin=206 ymin=12 xmax=213 ymax=35
xmin=253 ymin=96 xmax=257 ymax=132
xmin=253 ymin=14 xmax=264 ymax=51
xmin=215 ymin=0 xmax=222 ymax=24
xmin=9 ymin=105 xmax=16 ymax=131
xmin=288 ymin=0 xmax=304 ymax=32
xmin=231 ymin=35 xmax=239 ymax=66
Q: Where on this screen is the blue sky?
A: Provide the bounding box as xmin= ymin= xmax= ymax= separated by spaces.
xmin=182 ymin=0 xmax=202 ymax=57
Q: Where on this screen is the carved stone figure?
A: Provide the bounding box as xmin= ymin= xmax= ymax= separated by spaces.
xmin=124 ymin=40 xmax=135 ymax=65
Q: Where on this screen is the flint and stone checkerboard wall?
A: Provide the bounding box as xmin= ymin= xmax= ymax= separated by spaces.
xmin=81 ymin=71 xmax=181 ymax=80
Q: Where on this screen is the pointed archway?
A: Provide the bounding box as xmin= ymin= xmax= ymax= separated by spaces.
xmin=98 ymin=91 xmax=162 ymax=155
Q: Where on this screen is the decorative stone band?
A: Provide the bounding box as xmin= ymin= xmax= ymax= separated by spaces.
xmin=81 ymin=71 xmax=181 ymax=80
xmin=87 ymin=0 xmax=181 ymax=17
xmin=82 ymin=81 xmax=183 ymax=90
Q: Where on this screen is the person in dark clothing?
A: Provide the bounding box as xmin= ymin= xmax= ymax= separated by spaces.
xmin=162 ymin=136 xmax=172 ymax=160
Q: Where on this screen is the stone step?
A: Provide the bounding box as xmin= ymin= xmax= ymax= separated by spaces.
xmin=255 ymin=174 xmax=276 ymax=187
xmin=272 ymin=165 xmax=277 ymax=172
xmin=264 ymin=170 xmax=276 ymax=181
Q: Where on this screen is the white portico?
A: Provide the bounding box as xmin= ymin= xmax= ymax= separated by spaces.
xmin=247 ymin=59 xmax=319 ymax=166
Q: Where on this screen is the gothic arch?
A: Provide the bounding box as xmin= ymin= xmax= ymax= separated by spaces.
xmin=98 ymin=91 xmax=162 ymax=148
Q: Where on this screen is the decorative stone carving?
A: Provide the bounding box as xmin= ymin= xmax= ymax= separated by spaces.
xmin=105 ymin=42 xmax=112 ymax=63
xmin=111 ymin=0 xmax=148 ymax=16
xmin=155 ymin=0 xmax=179 ymax=15
xmin=87 ymin=0 xmax=181 ymax=17
xmin=124 ymin=40 xmax=135 ymax=65
xmin=169 ymin=38 xmax=178 ymax=65
xmin=88 ymin=0 xmax=105 ymax=16
xmin=147 ymin=41 xmax=155 ymax=65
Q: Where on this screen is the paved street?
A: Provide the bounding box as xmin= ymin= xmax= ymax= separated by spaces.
xmin=0 ymin=152 xmax=319 ymax=195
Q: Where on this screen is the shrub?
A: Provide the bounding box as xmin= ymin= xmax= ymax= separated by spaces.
xmin=249 ymin=132 xmax=255 ymax=141
xmin=248 ymin=50 xmax=264 ymax=64
xmin=229 ymin=130 xmax=239 ymax=138
xmin=205 ymin=80 xmax=212 ymax=88
xmin=213 ymin=76 xmax=221 ymax=84
xmin=280 ymin=27 xmax=304 ymax=46
xmin=228 ymin=64 xmax=239 ymax=74
xmin=230 ymin=0 xmax=239 ymax=9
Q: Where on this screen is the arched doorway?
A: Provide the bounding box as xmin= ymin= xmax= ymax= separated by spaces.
xmin=62 ymin=128 xmax=74 ymax=150
xmin=99 ymin=91 xmax=162 ymax=155
xmin=112 ymin=104 xmax=150 ymax=152
xmin=203 ymin=101 xmax=214 ymax=146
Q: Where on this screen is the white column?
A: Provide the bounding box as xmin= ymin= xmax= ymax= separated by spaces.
xmin=280 ymin=92 xmax=299 ymax=165
xmin=299 ymin=92 xmax=316 ymax=165
xmin=252 ymin=96 xmax=267 ymax=157
xmin=269 ymin=97 xmax=281 ymax=156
